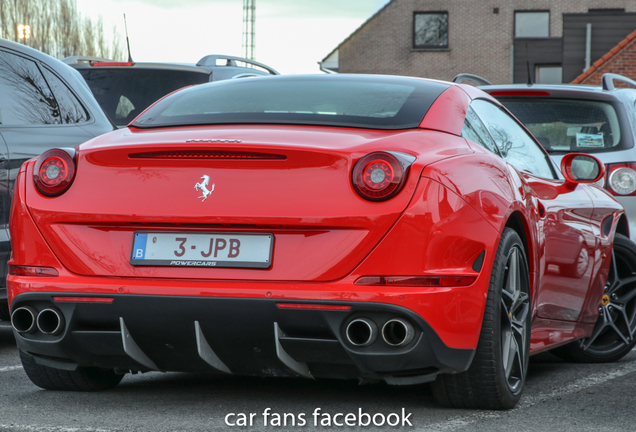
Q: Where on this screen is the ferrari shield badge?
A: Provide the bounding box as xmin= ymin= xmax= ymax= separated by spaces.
xmin=194 ymin=175 xmax=215 ymax=202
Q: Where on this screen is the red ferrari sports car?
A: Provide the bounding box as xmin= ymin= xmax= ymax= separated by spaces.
xmin=8 ymin=75 xmax=636 ymax=410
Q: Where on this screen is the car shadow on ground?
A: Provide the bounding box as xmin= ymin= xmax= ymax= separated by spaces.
xmin=0 ymin=324 xmax=16 ymax=347
xmin=103 ymin=352 xmax=571 ymax=408
xmin=113 ymin=370 xmax=438 ymax=410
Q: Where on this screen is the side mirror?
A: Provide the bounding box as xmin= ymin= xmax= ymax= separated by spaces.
xmin=561 ymin=153 xmax=605 ymax=184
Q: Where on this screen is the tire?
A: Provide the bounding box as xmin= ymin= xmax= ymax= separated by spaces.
xmin=552 ymin=233 xmax=636 ymax=363
xmin=19 ymin=350 xmax=124 ymax=391
xmin=431 ymin=228 xmax=531 ymax=410
xmin=0 ymin=301 xmax=9 ymax=321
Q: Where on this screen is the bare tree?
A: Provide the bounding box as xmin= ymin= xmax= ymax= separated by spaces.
xmin=0 ymin=0 xmax=123 ymax=60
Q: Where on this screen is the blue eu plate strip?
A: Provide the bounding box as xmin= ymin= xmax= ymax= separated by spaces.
xmin=132 ymin=233 xmax=147 ymax=260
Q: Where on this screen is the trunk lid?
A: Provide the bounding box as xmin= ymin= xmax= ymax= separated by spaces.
xmin=26 ymin=125 xmax=470 ymax=281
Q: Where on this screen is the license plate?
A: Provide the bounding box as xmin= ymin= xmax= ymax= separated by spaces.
xmin=130 ymin=232 xmax=273 ymax=268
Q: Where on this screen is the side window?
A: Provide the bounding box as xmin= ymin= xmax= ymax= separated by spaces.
xmin=462 ymin=106 xmax=500 ymax=155
xmin=0 ymin=50 xmax=59 ymax=125
xmin=471 ymin=99 xmax=555 ymax=179
xmin=40 ymin=67 xmax=88 ymax=123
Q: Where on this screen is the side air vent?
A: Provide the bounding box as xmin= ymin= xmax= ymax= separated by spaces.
xmin=129 ymin=150 xmax=286 ymax=160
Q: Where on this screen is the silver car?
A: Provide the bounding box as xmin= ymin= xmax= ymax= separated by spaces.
xmin=482 ymin=74 xmax=636 ymax=238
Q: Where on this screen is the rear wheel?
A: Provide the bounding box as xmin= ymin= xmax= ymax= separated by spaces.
xmin=19 ymin=350 xmax=124 ymax=391
xmin=552 ymin=233 xmax=636 ymax=363
xmin=432 ymin=228 xmax=531 ymax=409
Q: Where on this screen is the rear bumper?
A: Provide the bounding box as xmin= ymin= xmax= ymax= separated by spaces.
xmin=11 ymin=293 xmax=474 ymax=385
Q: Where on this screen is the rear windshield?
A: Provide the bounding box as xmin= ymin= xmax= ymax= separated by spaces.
xmin=132 ymin=75 xmax=449 ymax=130
xmin=498 ymin=98 xmax=624 ymax=154
xmin=79 ymin=69 xmax=210 ymax=126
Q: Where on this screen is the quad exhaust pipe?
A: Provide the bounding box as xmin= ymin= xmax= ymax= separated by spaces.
xmin=382 ymin=318 xmax=415 ymax=347
xmin=11 ymin=306 xmax=65 ymax=335
xmin=346 ymin=317 xmax=416 ymax=348
xmin=11 ymin=306 xmax=38 ymax=334
xmin=37 ymin=308 xmax=65 ymax=335
xmin=345 ymin=318 xmax=378 ymax=347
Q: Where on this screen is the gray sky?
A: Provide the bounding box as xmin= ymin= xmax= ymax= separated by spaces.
xmin=75 ymin=0 xmax=391 ymax=74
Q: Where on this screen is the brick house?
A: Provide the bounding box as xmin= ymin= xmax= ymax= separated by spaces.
xmin=571 ymin=28 xmax=636 ymax=84
xmin=320 ymin=0 xmax=636 ymax=84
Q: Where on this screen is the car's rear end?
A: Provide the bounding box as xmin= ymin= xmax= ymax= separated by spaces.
xmin=484 ymin=85 xmax=636 ymax=238
xmin=8 ymin=76 xmax=499 ymax=386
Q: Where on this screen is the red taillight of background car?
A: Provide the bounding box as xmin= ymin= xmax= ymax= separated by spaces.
xmin=33 ymin=149 xmax=76 ymax=197
xmin=606 ymin=163 xmax=636 ymax=196
xmin=352 ymin=152 xmax=413 ymax=201
xmin=90 ymin=62 xmax=134 ymax=67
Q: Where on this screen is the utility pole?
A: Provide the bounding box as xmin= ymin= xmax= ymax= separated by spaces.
xmin=242 ymin=0 xmax=255 ymax=60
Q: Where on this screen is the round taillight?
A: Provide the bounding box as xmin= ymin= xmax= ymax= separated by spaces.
xmin=609 ymin=167 xmax=636 ymax=195
xmin=352 ymin=152 xmax=409 ymax=201
xmin=33 ymin=149 xmax=76 ymax=197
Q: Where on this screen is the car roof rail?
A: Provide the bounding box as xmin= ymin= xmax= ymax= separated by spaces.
xmin=62 ymin=55 xmax=116 ymax=65
xmin=602 ymin=73 xmax=636 ymax=91
xmin=452 ymin=73 xmax=492 ymax=86
xmin=196 ymin=54 xmax=280 ymax=75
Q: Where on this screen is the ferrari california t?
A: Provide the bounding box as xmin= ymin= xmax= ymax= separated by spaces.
xmin=8 ymin=75 xmax=636 ymax=410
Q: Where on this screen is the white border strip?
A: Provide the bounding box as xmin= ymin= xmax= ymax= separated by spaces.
xmin=0 ymin=365 xmax=23 ymax=373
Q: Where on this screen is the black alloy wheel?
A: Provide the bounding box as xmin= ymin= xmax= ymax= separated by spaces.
xmin=432 ymin=228 xmax=531 ymax=409
xmin=553 ymin=233 xmax=636 ymax=363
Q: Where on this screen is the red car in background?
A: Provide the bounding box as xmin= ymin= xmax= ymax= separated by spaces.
xmin=7 ymin=75 xmax=636 ymax=410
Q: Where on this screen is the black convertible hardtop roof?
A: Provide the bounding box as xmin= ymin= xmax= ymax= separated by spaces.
xmin=131 ymin=74 xmax=452 ymax=130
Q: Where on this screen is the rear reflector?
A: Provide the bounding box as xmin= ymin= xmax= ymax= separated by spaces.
xmin=129 ymin=150 xmax=286 ymax=160
xmin=355 ymin=276 xmax=476 ymax=287
xmin=276 ymin=303 xmax=352 ymax=311
xmin=488 ymin=90 xmax=551 ymax=97
xmin=91 ymin=62 xmax=134 ymax=67
xmin=53 ymin=297 xmax=114 ymax=303
xmin=9 ymin=266 xmax=59 ymax=277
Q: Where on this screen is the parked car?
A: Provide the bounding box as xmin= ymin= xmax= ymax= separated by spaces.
xmin=8 ymin=75 xmax=636 ymax=410
xmin=480 ymin=73 xmax=636 ymax=240
xmin=63 ymin=55 xmax=280 ymax=127
xmin=0 ymin=38 xmax=115 ymax=321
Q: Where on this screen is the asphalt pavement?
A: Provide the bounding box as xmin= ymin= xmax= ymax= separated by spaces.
xmin=1 ymin=321 xmax=635 ymax=432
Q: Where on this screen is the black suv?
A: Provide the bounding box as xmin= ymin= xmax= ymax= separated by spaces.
xmin=0 ymin=38 xmax=115 ymax=319
xmin=64 ymin=55 xmax=280 ymax=127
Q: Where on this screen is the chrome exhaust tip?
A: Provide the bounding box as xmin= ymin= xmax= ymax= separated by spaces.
xmin=345 ymin=318 xmax=378 ymax=347
xmin=37 ymin=308 xmax=65 ymax=335
xmin=11 ymin=306 xmax=38 ymax=334
xmin=382 ymin=318 xmax=415 ymax=347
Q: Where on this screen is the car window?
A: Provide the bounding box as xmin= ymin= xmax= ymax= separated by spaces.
xmin=78 ymin=68 xmax=211 ymax=126
xmin=616 ymin=90 xmax=636 ymax=131
xmin=40 ymin=67 xmax=88 ymax=124
xmin=497 ymin=97 xmax=622 ymax=154
xmin=471 ymin=99 xmax=555 ymax=179
xmin=462 ymin=106 xmax=500 ymax=155
xmin=0 ymin=49 xmax=60 ymax=125
xmin=132 ymin=76 xmax=450 ymax=130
